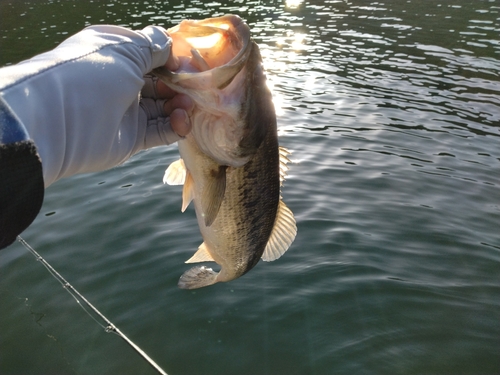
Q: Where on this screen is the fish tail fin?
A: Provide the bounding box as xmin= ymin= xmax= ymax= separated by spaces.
xmin=178 ymin=266 xmax=219 ymax=289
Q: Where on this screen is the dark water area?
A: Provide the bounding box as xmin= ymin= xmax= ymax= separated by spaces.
xmin=1 ymin=1 xmax=499 ymax=374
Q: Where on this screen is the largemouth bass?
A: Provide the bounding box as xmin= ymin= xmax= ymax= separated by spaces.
xmin=154 ymin=15 xmax=296 ymax=289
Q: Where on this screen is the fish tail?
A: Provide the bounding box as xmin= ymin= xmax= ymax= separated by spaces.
xmin=178 ymin=266 xmax=219 ymax=289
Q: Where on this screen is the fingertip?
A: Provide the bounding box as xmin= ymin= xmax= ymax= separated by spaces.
xmin=163 ymin=94 xmax=194 ymax=116
xmin=170 ymin=109 xmax=191 ymax=137
xmin=179 ymin=94 xmax=195 ymax=115
xmin=166 ymin=53 xmax=180 ymax=71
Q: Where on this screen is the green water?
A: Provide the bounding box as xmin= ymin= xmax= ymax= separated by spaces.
xmin=1 ymin=1 xmax=499 ymax=374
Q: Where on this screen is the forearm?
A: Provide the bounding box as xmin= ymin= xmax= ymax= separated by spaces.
xmin=0 ymin=25 xmax=175 ymax=249
xmin=0 ymin=25 xmax=172 ymax=187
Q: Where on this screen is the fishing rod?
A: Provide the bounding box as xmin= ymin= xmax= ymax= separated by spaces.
xmin=17 ymin=236 xmax=168 ymax=375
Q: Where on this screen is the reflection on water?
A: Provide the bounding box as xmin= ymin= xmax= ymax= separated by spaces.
xmin=285 ymin=0 xmax=303 ymax=10
xmin=1 ymin=0 xmax=499 ymax=374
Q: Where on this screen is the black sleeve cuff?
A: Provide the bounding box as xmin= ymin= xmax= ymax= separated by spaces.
xmin=0 ymin=140 xmax=44 ymax=249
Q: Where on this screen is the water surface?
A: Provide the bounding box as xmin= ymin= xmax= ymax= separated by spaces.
xmin=1 ymin=1 xmax=499 ymax=374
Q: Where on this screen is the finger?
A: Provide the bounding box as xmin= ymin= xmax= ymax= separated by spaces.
xmin=163 ymin=94 xmax=194 ymax=116
xmin=142 ymin=75 xmax=159 ymax=98
xmin=170 ymin=108 xmax=191 ymax=137
xmin=140 ymin=98 xmax=166 ymax=120
xmin=165 ymin=44 xmax=180 ymax=71
xmin=156 ymin=79 xmax=177 ymax=99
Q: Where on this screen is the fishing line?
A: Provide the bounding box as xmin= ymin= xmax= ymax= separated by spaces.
xmin=17 ymin=236 xmax=168 ymax=375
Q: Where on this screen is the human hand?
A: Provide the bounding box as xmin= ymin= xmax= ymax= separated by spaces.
xmin=139 ymin=51 xmax=193 ymax=148
xmin=159 ymin=52 xmax=193 ymax=138
xmin=0 ymin=25 xmax=198 ymax=247
xmin=0 ymin=25 xmax=196 ymax=187
xmin=157 ymin=81 xmax=193 ymax=138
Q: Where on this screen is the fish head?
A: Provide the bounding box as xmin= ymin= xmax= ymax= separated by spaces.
xmin=153 ymin=15 xmax=275 ymax=168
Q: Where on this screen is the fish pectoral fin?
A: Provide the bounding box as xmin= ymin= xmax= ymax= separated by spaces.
xmin=201 ymin=165 xmax=227 ymax=227
xmin=178 ymin=266 xmax=219 ymax=289
xmin=185 ymin=242 xmax=215 ymax=263
xmin=181 ymin=171 xmax=195 ymax=212
xmin=163 ymin=159 xmax=186 ymax=185
xmin=261 ymin=200 xmax=297 ymax=262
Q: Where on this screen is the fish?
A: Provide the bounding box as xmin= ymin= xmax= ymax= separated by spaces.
xmin=153 ymin=15 xmax=296 ymax=289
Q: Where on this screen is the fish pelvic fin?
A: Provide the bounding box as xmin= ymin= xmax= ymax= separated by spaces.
xmin=185 ymin=242 xmax=215 ymax=263
xmin=202 ymin=165 xmax=227 ymax=227
xmin=163 ymin=158 xmax=194 ymax=212
xmin=178 ymin=266 xmax=219 ymax=289
xmin=164 ymin=159 xmax=186 ymax=185
xmin=261 ymin=200 xmax=297 ymax=262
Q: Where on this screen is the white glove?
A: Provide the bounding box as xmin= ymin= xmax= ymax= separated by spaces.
xmin=0 ymin=25 xmax=189 ymax=187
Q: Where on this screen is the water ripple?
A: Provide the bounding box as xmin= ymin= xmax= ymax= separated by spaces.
xmin=1 ymin=1 xmax=499 ymax=374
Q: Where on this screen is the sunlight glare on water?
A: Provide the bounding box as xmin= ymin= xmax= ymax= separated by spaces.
xmin=285 ymin=0 xmax=304 ymax=10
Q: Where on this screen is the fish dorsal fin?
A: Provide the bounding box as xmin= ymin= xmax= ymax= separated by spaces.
xmin=261 ymin=200 xmax=297 ymax=262
xmin=163 ymin=159 xmax=186 ymax=185
xmin=185 ymin=242 xmax=215 ymax=263
xmin=279 ymin=147 xmax=291 ymax=186
xmin=202 ymin=165 xmax=227 ymax=227
xmin=182 ymin=171 xmax=195 ymax=212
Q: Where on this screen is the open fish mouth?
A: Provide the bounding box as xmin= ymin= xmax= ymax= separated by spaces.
xmin=157 ymin=15 xmax=252 ymax=88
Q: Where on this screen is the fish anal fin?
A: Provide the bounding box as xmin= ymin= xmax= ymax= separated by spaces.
xmin=181 ymin=171 xmax=195 ymax=212
xmin=185 ymin=242 xmax=215 ymax=263
xmin=178 ymin=266 xmax=219 ymax=289
xmin=163 ymin=159 xmax=186 ymax=185
xmin=202 ymin=165 xmax=227 ymax=227
xmin=261 ymin=200 xmax=297 ymax=262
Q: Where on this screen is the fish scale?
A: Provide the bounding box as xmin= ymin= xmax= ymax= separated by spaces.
xmin=217 ymin=127 xmax=281 ymax=275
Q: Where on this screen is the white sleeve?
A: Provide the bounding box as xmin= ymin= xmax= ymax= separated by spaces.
xmin=0 ymin=25 xmax=175 ymax=187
